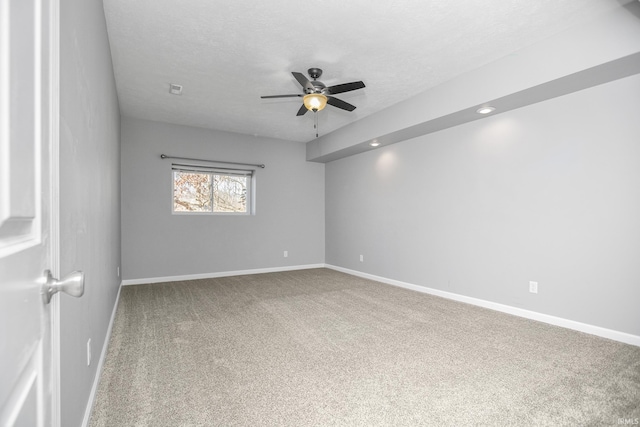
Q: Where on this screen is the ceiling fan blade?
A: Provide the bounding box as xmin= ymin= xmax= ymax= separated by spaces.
xmin=326 ymin=81 xmax=365 ymax=95
xmin=327 ymin=96 xmax=356 ymax=112
xmin=261 ymin=94 xmax=302 ymax=99
xmin=296 ymin=104 xmax=308 ymax=116
xmin=292 ymin=72 xmax=315 ymax=92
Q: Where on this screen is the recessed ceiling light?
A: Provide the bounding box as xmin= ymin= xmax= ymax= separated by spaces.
xmin=369 ymin=141 xmax=381 ymax=147
xmin=476 ymin=106 xmax=495 ymax=114
xmin=169 ymin=83 xmax=183 ymax=95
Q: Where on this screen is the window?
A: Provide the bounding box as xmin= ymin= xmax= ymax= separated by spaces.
xmin=172 ymin=165 xmax=253 ymax=214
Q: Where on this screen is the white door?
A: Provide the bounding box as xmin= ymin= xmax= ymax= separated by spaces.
xmin=0 ymin=0 xmax=62 ymax=425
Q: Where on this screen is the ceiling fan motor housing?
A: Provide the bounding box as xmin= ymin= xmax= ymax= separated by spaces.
xmin=306 ymin=81 xmax=326 ymax=94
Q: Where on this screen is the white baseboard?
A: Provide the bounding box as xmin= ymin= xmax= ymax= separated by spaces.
xmin=121 ymin=264 xmax=326 ymax=286
xmin=82 ymin=280 xmax=123 ymax=427
xmin=326 ymin=264 xmax=640 ymax=347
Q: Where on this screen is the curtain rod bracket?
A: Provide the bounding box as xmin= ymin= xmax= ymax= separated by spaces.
xmin=160 ymin=154 xmax=265 ymax=168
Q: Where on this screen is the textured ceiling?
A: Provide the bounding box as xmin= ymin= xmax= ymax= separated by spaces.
xmin=103 ymin=0 xmax=626 ymax=143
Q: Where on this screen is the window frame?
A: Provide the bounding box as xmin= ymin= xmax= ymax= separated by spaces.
xmin=171 ymin=163 xmax=255 ymax=215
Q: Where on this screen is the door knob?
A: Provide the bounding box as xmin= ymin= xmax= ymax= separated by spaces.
xmin=41 ymin=270 xmax=84 ymax=304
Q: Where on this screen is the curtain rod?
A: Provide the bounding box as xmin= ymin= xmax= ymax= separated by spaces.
xmin=160 ymin=154 xmax=265 ymax=169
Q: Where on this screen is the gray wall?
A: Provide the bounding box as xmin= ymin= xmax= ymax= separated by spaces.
xmin=326 ymin=73 xmax=640 ymax=336
xmin=121 ymin=118 xmax=325 ymax=280
xmin=60 ymin=0 xmax=121 ymax=425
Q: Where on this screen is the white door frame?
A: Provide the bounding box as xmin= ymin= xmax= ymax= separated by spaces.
xmin=49 ymin=0 xmax=61 ymax=424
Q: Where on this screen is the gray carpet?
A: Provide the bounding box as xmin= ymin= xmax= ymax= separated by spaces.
xmin=89 ymin=268 xmax=640 ymax=426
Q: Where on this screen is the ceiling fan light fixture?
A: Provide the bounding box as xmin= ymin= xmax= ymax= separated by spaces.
xmin=303 ymin=93 xmax=328 ymax=112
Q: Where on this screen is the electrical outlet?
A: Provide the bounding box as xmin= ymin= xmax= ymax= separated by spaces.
xmin=529 ymin=281 xmax=538 ymax=294
xmin=117 ymin=266 xmax=120 ymax=277
xmin=360 ymin=254 xmax=364 ymax=262
xmin=87 ymin=339 xmax=92 ymax=366
xmin=284 ymin=250 xmax=288 ymax=258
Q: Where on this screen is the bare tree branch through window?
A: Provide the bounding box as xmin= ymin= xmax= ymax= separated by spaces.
xmin=173 ymin=168 xmax=251 ymax=214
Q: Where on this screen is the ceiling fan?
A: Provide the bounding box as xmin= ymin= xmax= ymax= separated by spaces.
xmin=261 ymin=68 xmax=365 ymax=116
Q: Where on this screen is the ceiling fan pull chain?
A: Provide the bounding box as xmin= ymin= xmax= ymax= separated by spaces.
xmin=315 ymin=111 xmax=319 ymax=138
